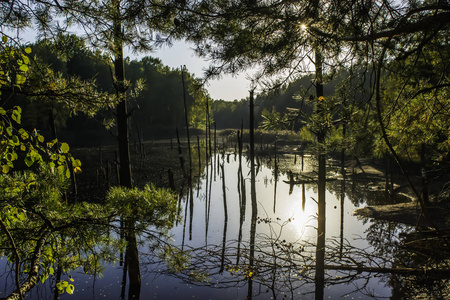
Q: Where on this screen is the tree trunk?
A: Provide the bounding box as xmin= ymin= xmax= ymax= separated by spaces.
xmin=315 ymin=47 xmax=326 ymax=300
xmin=125 ymin=221 xmax=141 ymax=299
xmin=181 ymin=66 xmax=192 ymax=185
xmin=113 ymin=0 xmax=132 ymax=188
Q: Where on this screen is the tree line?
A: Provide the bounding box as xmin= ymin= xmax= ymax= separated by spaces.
xmin=1 ymin=34 xmax=211 ymax=145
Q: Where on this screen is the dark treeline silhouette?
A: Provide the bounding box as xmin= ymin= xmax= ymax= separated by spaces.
xmin=211 ymin=70 xmax=360 ymax=131
xmin=3 ymin=34 xmax=209 ymax=146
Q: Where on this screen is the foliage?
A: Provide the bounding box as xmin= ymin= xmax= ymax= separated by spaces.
xmin=0 ymin=165 xmax=120 ymax=294
xmin=106 ymin=183 xmax=180 ymax=228
xmin=259 ymin=106 xmax=288 ymax=131
xmin=180 ymin=0 xmax=449 ymax=83
xmin=0 ymin=36 xmax=90 ymax=297
xmin=211 ymin=98 xmax=249 ymax=129
xmin=376 ymin=38 xmax=450 ymax=162
xmin=0 ymin=37 xmax=79 ymax=178
xmin=1 ymin=35 xmax=183 ymax=299
xmin=0 ymin=103 xmax=82 ymax=177
xmin=2 ymin=34 xmax=210 ymax=144
xmin=0 ymin=37 xmax=31 ymax=88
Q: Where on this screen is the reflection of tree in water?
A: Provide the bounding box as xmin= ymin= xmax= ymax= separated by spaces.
xmin=324 ymin=175 xmax=410 ymax=208
xmin=141 ymin=214 xmax=450 ymax=299
xmin=364 ymin=219 xmax=450 ymax=299
xmin=156 ymin=150 xmax=450 ymax=299
xmin=0 ymin=183 xmax=182 ymax=300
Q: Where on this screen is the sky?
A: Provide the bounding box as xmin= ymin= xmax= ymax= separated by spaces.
xmin=127 ymin=40 xmax=252 ymax=101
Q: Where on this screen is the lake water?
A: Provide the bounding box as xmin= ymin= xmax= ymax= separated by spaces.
xmin=1 ymin=152 xmax=418 ymax=299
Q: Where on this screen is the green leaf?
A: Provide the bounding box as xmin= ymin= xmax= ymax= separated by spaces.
xmin=11 ymin=110 xmax=21 ymax=124
xmin=16 ymin=74 xmax=26 ymax=85
xmin=0 ymin=107 xmax=5 ymax=115
xmin=2 ymin=165 xmax=10 ymax=173
xmin=57 ymin=165 xmax=65 ymax=174
xmin=17 ymin=211 xmax=26 ymax=221
xmin=6 ymin=126 xmax=12 ymax=136
xmin=5 ymin=153 xmax=14 ymax=162
xmin=40 ymin=274 xmax=48 ymax=283
xmin=19 ymin=64 xmax=28 ymax=72
xmin=22 ymin=55 xmax=30 ymax=64
xmin=19 ymin=128 xmax=29 ymax=139
xmin=24 ymin=156 xmax=34 ymax=167
xmin=65 ymin=167 xmax=71 ymax=179
xmin=66 ymin=284 xmax=75 ymax=294
xmin=72 ymin=159 xmax=82 ymax=167
xmin=24 ymin=47 xmax=32 ymax=54
xmin=60 ymin=142 xmax=69 ymax=153
xmin=2 ymin=36 xmax=7 ymax=43
xmin=12 ymin=135 xmax=19 ymax=145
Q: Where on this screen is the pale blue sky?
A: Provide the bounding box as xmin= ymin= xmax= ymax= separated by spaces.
xmin=128 ymin=40 xmax=251 ymax=101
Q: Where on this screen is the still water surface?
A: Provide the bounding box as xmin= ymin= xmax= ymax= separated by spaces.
xmin=2 ymin=153 xmax=412 ymax=299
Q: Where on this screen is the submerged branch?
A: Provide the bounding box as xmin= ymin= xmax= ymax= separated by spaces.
xmin=2 ymin=228 xmax=52 ymax=300
xmin=0 ymin=219 xmax=23 ymax=300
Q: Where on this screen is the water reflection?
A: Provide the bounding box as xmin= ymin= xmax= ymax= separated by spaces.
xmin=156 ymin=152 xmax=450 ymax=299
xmin=2 ymin=152 xmax=448 ymax=299
xmin=163 ymin=154 xmax=360 ymax=298
xmin=124 ymin=221 xmax=141 ymax=299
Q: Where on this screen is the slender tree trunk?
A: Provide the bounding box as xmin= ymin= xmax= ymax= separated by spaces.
xmin=125 ymin=221 xmax=140 ymax=299
xmin=176 ymin=127 xmax=186 ymax=178
xmin=315 ymin=47 xmax=326 ymax=300
xmin=246 ymin=89 xmax=258 ymax=299
xmin=112 ymin=2 xmax=139 ymax=298
xmin=219 ymin=163 xmax=228 ymax=273
xmin=181 ymin=66 xmax=192 ymax=186
xmin=205 ymin=97 xmax=210 ymax=160
xmin=249 ymin=90 xmax=257 ymax=216
xmin=113 ymin=0 xmax=132 ymax=188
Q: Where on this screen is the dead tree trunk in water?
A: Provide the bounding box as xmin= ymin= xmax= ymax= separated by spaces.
xmin=220 ymin=163 xmax=228 ymax=222
xmin=249 ymin=90 xmax=257 ymax=216
xmin=176 ymin=127 xmax=186 ymax=179
xmin=247 ymin=89 xmax=258 ymax=299
xmin=181 ymin=66 xmax=192 ymax=186
xmin=340 ymin=96 xmax=347 ymax=258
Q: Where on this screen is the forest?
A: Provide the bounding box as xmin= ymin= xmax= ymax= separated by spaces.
xmin=1 ymin=1 xmax=449 ymax=299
